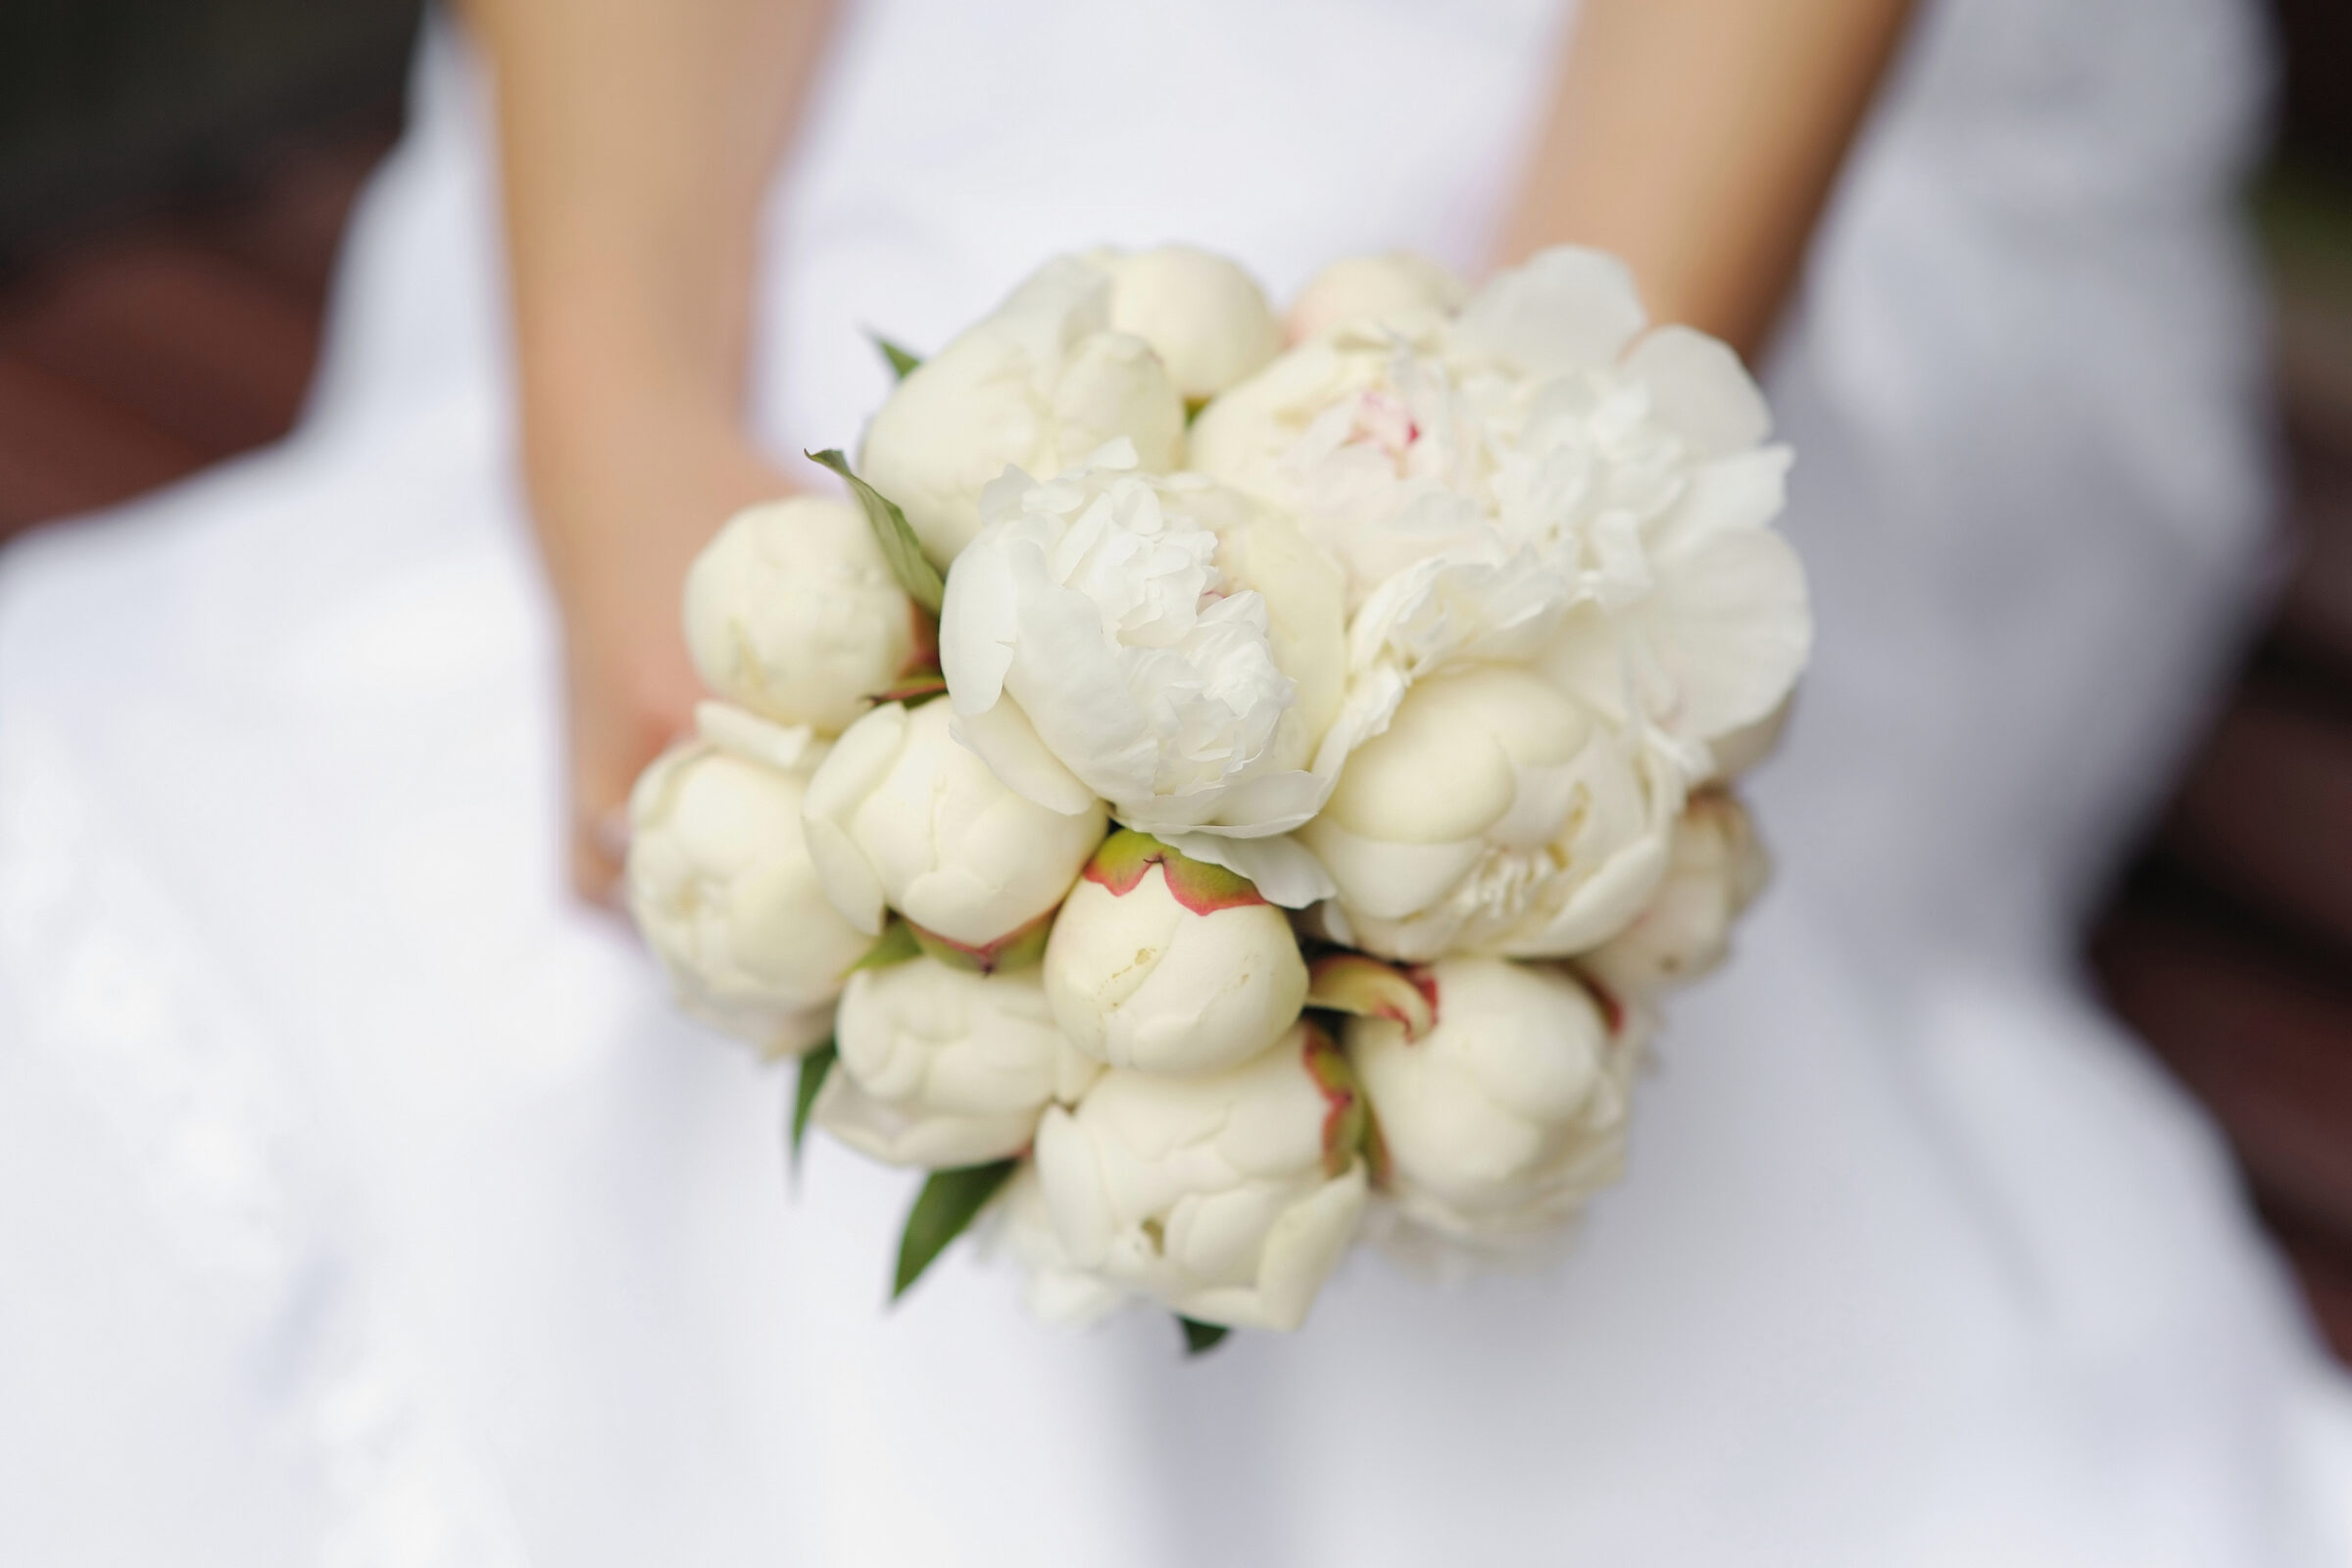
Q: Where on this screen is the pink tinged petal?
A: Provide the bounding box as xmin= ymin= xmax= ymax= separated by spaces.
xmin=1306 ymin=954 xmax=1438 ymax=1043
xmin=1455 ymin=247 xmax=1647 ymax=375
xmin=1620 ymin=324 xmax=1771 ymax=457
xmin=949 ymin=698 xmax=1099 ymax=816
xmin=1155 ymin=831 xmax=1335 ymax=908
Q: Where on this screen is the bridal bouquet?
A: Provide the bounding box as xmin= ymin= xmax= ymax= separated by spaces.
xmin=625 ymin=244 xmax=1809 ymax=1348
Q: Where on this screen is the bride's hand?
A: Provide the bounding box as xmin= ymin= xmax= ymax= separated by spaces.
xmin=526 ymin=397 xmax=790 ymax=901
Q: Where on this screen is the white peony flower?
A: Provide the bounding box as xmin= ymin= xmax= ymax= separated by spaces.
xmin=981 ymin=1161 xmax=1128 ymax=1327
xmin=1093 ymin=244 xmax=1282 ymax=404
xmin=1033 ymin=1022 xmax=1370 ymax=1331
xmin=858 ymin=258 xmax=1186 ymax=563
xmin=1043 ymin=830 xmax=1307 ymax=1076
xmin=1298 ymin=662 xmax=1683 ymax=962
xmin=1348 ymin=956 xmax=1635 ymax=1241
xmin=625 ymin=707 xmax=868 ymax=1057
xmin=801 ymin=697 xmax=1107 ymax=956
xmin=1580 ymin=790 xmax=1769 ymax=997
xmin=683 ymin=496 xmax=919 ymax=736
xmin=938 ymin=453 xmax=1349 ymax=837
xmin=1284 ymin=250 xmax=1467 ymax=344
xmin=1194 ymin=246 xmax=1812 ymax=760
xmin=814 ymin=958 xmax=1099 ymax=1168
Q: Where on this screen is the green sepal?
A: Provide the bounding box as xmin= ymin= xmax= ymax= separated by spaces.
xmin=907 ymin=907 xmax=1054 ymax=976
xmin=872 ymin=666 xmax=950 ymax=706
xmin=1084 ymin=828 xmax=1265 ymax=913
xmin=849 ymin=919 xmax=923 ymax=973
xmin=806 ymin=449 xmax=946 ymax=615
xmin=892 ymin=1158 xmax=1018 ymax=1300
xmin=1178 ymin=1316 xmax=1230 ymax=1356
xmin=871 ymin=332 xmax=923 ymax=381
xmin=790 ymin=1040 xmax=836 ymax=1172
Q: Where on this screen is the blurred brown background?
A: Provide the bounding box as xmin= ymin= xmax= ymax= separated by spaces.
xmin=0 ymin=1 xmax=2346 ymax=1363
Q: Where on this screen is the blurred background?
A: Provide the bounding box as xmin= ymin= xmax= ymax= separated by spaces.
xmin=0 ymin=0 xmax=2346 ymax=1364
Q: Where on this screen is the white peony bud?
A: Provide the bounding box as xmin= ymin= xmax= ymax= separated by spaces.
xmin=1096 ymin=245 xmax=1282 ymax=403
xmin=801 ymin=697 xmax=1107 ymax=956
xmin=1283 ymin=250 xmax=1467 ymax=343
xmin=1580 ymin=791 xmax=1769 ymax=997
xmin=858 ymin=257 xmax=1186 ymax=563
xmin=625 ymin=709 xmax=868 ymax=1057
xmin=1298 ymin=662 xmax=1680 ymax=962
xmin=683 ymin=496 xmax=919 ymax=735
xmin=1043 ymin=831 xmax=1307 ymax=1076
xmin=939 ymin=454 xmax=1348 ymax=837
xmin=1348 ymin=956 xmax=1634 ymax=1241
xmin=814 ymin=958 xmax=1099 ymax=1168
xmin=1033 ymin=1022 xmax=1369 ymax=1331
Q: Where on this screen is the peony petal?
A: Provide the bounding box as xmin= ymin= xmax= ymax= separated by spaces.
xmin=695 ymin=702 xmax=817 ymax=774
xmin=941 ymin=529 xmax=1021 ymax=713
xmin=1453 ymin=247 xmax=1646 ymax=375
xmin=950 ymin=697 xmax=1100 ymax=816
xmin=1637 ymin=526 xmax=1813 ymax=743
xmin=1295 ymin=816 xmax=1485 ymax=921
xmin=1620 ymin=325 xmax=1771 ymax=458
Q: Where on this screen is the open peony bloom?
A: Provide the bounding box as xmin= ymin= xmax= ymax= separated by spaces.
xmin=858 ymin=258 xmax=1186 ymax=563
xmin=1581 ymin=790 xmax=1770 ymax=997
xmin=625 ymin=706 xmax=869 ymax=1058
xmin=1192 ymin=245 xmax=1811 ymax=763
xmin=801 ymin=698 xmax=1107 ymax=955
xmin=1299 ymin=662 xmax=1682 ymax=962
xmin=939 ymin=451 xmax=1348 ymax=837
xmin=1043 ymin=830 xmax=1307 ymax=1076
xmin=683 ymin=496 xmax=920 ymax=736
xmin=1348 ymin=956 xmax=1635 ymax=1242
xmin=814 ymin=959 xmax=1099 ymax=1168
xmin=1033 ymin=1021 xmax=1370 ymax=1331
xmin=1090 ymin=245 xmax=1283 ymax=404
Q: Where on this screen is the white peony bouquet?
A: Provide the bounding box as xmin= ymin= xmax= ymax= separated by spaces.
xmin=626 ymin=243 xmax=1807 ymax=1350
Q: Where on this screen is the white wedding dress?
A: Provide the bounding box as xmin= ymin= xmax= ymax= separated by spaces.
xmin=4 ymin=0 xmax=2348 ymax=1562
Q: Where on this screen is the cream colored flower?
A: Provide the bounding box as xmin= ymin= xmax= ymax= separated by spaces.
xmin=1043 ymin=831 xmax=1307 ymax=1076
xmin=1299 ymin=662 xmax=1681 ymax=962
xmin=1095 ymin=244 xmax=1282 ymax=403
xmin=625 ymin=707 xmax=866 ymax=1057
xmin=858 ymin=257 xmax=1186 ymax=563
xmin=814 ymin=959 xmax=1099 ymax=1168
xmin=1284 ymin=251 xmax=1467 ymax=344
xmin=1580 ymin=790 xmax=1769 ymax=997
xmin=1033 ymin=1023 xmax=1369 ymax=1331
xmin=938 ymin=453 xmax=1348 ymax=837
xmin=801 ymin=697 xmax=1106 ymax=953
xmin=1348 ymin=956 xmax=1634 ymax=1240
xmin=683 ymin=496 xmax=918 ymax=735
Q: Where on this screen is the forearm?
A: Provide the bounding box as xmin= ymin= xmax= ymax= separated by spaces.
xmin=1499 ymin=0 xmax=1914 ymax=358
xmin=466 ymin=0 xmax=832 ymax=495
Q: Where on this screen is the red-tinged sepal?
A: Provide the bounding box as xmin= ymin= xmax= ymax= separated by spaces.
xmin=906 ymin=907 xmax=1054 ymax=975
xmin=1083 ymin=828 xmax=1266 ymax=913
xmin=1306 ymin=952 xmax=1438 ymax=1042
xmin=873 ymin=665 xmax=949 ymax=706
xmin=1301 ymin=1021 xmax=1387 ymax=1184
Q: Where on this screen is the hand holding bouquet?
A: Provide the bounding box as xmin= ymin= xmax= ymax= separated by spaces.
xmin=627 ymin=242 xmax=1808 ymax=1348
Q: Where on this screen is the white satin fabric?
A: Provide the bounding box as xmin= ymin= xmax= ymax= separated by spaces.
xmin=5 ymin=1 xmax=2350 ymax=1562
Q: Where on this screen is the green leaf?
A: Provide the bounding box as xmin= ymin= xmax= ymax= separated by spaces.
xmin=790 ymin=1041 xmax=836 ymax=1171
xmin=1178 ymin=1316 xmax=1230 ymax=1356
xmin=893 ymin=1159 xmax=1018 ymax=1300
xmin=806 ymin=449 xmax=946 ymax=615
xmin=849 ymin=919 xmax=923 ymax=972
xmin=870 ymin=332 xmax=923 ymax=381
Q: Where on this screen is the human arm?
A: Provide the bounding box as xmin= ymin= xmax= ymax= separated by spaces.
xmin=464 ymin=0 xmax=835 ymax=895
xmin=1498 ymin=0 xmax=1915 ymax=359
